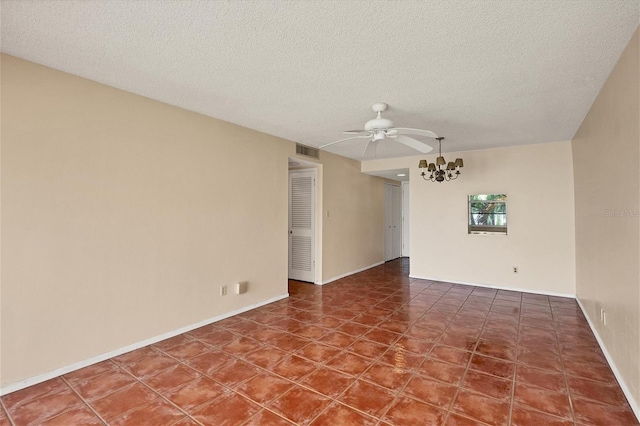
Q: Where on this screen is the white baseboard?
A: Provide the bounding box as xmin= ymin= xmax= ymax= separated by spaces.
xmin=408 ymin=275 xmax=575 ymax=299
xmin=576 ymin=297 xmax=640 ymax=421
xmin=317 ymin=261 xmax=385 ymax=285
xmin=0 ymin=293 xmax=289 ymax=396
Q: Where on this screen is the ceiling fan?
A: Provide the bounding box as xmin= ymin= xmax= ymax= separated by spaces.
xmin=320 ymin=103 xmax=437 ymax=156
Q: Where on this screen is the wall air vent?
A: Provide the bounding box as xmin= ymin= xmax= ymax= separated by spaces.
xmin=296 ymin=144 xmax=319 ymax=159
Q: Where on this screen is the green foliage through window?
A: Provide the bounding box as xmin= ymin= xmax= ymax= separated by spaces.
xmin=469 ymin=194 xmax=507 ymax=234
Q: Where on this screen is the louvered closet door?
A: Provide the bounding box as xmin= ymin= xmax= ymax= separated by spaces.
xmin=289 ymin=170 xmax=316 ymax=282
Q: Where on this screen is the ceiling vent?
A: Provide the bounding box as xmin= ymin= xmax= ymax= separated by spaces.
xmin=296 ymin=144 xmax=319 ymax=159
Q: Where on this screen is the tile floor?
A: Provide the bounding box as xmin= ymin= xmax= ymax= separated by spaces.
xmin=1 ymin=259 xmax=637 ymax=425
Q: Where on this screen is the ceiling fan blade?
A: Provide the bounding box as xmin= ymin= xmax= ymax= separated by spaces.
xmin=319 ymin=135 xmax=370 ymax=149
xmin=362 ymin=140 xmax=377 ymax=159
xmin=396 ymin=135 xmax=433 ymax=153
xmin=394 ymin=128 xmax=438 ymax=139
xmin=343 ymin=130 xmax=368 ymax=134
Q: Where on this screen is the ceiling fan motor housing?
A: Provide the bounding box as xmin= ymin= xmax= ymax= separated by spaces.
xmin=364 ymin=117 xmax=393 ymax=132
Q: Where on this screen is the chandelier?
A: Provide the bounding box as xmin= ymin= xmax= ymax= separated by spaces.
xmin=418 ymin=137 xmax=464 ymax=182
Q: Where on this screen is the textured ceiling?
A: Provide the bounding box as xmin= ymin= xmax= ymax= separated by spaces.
xmin=1 ymin=1 xmax=638 ymax=160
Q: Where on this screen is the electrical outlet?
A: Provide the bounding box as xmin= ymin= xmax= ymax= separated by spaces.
xmin=220 ymin=285 xmax=228 ymax=296
xmin=513 ymin=266 xmax=518 ymax=273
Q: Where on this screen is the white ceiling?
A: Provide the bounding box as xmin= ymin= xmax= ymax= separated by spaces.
xmin=1 ymin=1 xmax=638 ymax=160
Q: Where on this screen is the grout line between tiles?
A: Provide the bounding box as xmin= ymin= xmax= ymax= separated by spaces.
xmin=59 ymin=375 xmax=109 ymax=425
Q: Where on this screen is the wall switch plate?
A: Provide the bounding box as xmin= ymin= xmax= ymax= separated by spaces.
xmin=220 ymin=285 xmax=227 ymax=296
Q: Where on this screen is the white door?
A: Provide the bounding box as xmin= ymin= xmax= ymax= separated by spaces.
xmin=289 ymin=170 xmax=316 ymax=282
xmin=384 ymin=183 xmax=402 ymax=261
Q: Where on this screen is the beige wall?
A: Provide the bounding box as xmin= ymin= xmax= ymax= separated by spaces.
xmin=364 ymin=141 xmax=577 ymax=296
xmin=320 ymin=154 xmax=384 ymax=282
xmin=0 ymin=55 xmax=386 ymax=388
xmin=572 ymin=28 xmax=639 ymax=409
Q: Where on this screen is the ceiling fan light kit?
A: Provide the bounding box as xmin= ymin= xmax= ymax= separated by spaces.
xmin=419 ymin=137 xmax=464 ymax=182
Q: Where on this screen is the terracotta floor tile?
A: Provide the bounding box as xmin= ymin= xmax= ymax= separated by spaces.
xmin=563 ymin=359 xmax=617 ymax=383
xmin=244 ymin=345 xmax=288 ymax=368
xmin=439 ymin=332 xmax=479 ymax=351
xmin=186 ymin=349 xmax=234 ymax=376
xmin=383 ymin=395 xmax=447 ymax=425
xmin=567 ymin=376 xmax=630 ymax=406
xmin=338 ymin=380 xmax=396 ymax=418
xmin=510 ymin=404 xmax=574 ymax=426
xmin=269 ymin=386 xmax=331 ymax=425
xmin=515 ymin=365 xmax=567 ymax=393
xmin=71 ymin=369 xmax=138 ymax=401
xmin=418 ymin=357 xmax=466 ymax=385
xmin=310 ymin=401 xmax=377 ymax=426
xmin=431 ymin=345 xmax=473 ymax=365
xmin=273 ymin=354 xmax=318 ymax=380
xmin=245 ymin=409 xmax=295 ymax=425
xmin=208 ymin=358 xmax=260 ymax=387
xmin=250 ymin=327 xmax=289 ymax=343
xmin=445 ymin=412 xmax=491 ymax=425
xmin=6 ymin=388 xmax=85 ymax=425
xmin=378 ymin=347 xmax=424 ymax=371
xmin=294 ymin=324 xmax=330 ymax=339
xmin=195 ymin=329 xmax=238 ymax=347
xmin=0 ymin=412 xmax=11 ymax=426
xmin=236 ymin=371 xmax=293 ymax=405
xmin=403 ymin=375 xmax=458 ymax=410
xmin=461 ymin=370 xmax=512 ymax=402
xmin=297 ymin=342 xmax=343 ymax=363
xmin=143 ymin=364 xmax=201 ymax=394
xmin=110 ymin=398 xmax=185 ymax=426
xmin=452 ymin=389 xmax=510 ymax=425
xmin=514 ymin=383 xmax=573 ymax=419
xmin=317 ymin=331 xmax=357 ymax=349
xmin=222 ymin=337 xmax=263 ymax=356
xmin=474 ymin=340 xmax=517 ymax=361
xmin=39 ymin=405 xmax=103 ymax=425
xmin=192 ymin=390 xmax=261 ymax=426
xmin=272 ymin=333 xmax=312 ymax=352
xmin=184 ymin=324 xmax=217 ymax=339
xmin=360 ymin=362 xmax=412 ymax=391
xmin=161 ymin=339 xmax=211 ymax=360
xmin=164 ymin=376 xmax=226 ymax=413
xmin=112 ymin=346 xmax=159 ymax=366
xmin=301 ymin=367 xmax=355 ymax=398
xmin=325 ymin=351 xmax=371 ymax=376
xmin=336 ymin=321 xmax=372 ymax=337
xmin=517 ymin=350 xmax=564 ymax=372
xmin=572 ymin=397 xmax=639 ymax=425
xmin=91 ymin=383 xmax=158 ymax=422
xmin=468 ymin=353 xmax=515 ymax=379
xmin=62 ymin=360 xmax=120 ymax=384
xmin=122 ymin=353 xmax=179 ymax=379
xmin=363 ymin=328 xmax=401 ymax=346
xmin=348 ymin=339 xmax=388 ymax=359
xmin=1 ymin=377 xmax=69 ymax=409
xmin=153 ymin=333 xmax=194 ymax=352
xmin=226 ymin=319 xmax=263 ymax=334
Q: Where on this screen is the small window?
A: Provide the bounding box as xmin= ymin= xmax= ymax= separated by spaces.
xmin=469 ymin=194 xmax=507 ymax=234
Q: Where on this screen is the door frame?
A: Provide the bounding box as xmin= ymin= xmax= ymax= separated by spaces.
xmin=288 ymin=161 xmax=322 ymax=283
